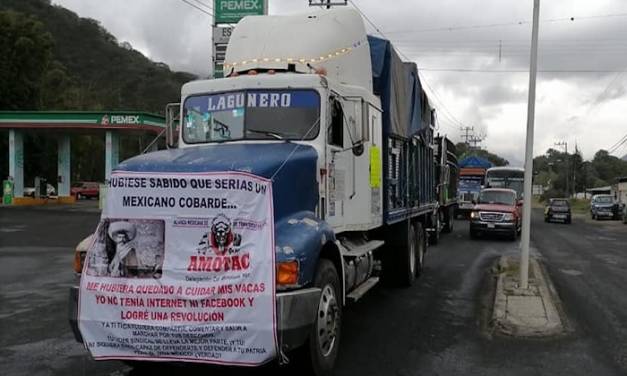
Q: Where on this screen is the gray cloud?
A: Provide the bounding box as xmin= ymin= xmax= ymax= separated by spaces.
xmin=52 ymin=0 xmax=627 ymax=160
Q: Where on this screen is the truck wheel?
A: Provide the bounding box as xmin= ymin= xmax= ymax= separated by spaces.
xmin=469 ymin=229 xmax=478 ymax=239
xmin=443 ymin=207 xmax=454 ymax=233
xmin=428 ymin=219 xmax=440 ymax=245
xmin=382 ymin=221 xmax=417 ymax=287
xmin=305 ymin=259 xmax=342 ymax=376
xmin=414 ymin=222 xmax=426 ymax=278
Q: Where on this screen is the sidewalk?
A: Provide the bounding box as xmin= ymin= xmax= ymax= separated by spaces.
xmin=492 ymin=255 xmax=566 ymax=337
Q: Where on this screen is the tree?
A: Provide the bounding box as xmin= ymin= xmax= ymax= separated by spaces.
xmin=455 ymin=142 xmax=510 ymax=166
xmin=0 ymin=10 xmax=53 ymax=109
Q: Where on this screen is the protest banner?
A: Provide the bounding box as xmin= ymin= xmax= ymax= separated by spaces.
xmin=78 ymin=171 xmax=276 ymax=365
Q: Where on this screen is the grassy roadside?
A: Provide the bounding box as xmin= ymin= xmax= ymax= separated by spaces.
xmin=532 ymin=196 xmax=590 ymax=215
xmin=569 ymin=198 xmax=590 ymax=215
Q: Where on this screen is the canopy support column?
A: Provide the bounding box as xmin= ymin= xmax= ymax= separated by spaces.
xmin=57 ymin=135 xmax=71 ymax=197
xmin=8 ymin=129 xmax=24 ymax=197
xmin=105 ymin=130 xmax=119 ymax=180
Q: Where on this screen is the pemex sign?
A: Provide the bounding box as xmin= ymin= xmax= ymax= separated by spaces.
xmin=214 ymin=0 xmax=267 ymax=24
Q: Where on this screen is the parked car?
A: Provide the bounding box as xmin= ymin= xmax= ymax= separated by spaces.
xmin=24 ymin=183 xmax=56 ymax=197
xmin=544 ymin=198 xmax=571 ymax=224
xmin=590 ymin=194 xmax=620 ymax=220
xmin=71 ymin=182 xmax=100 ymax=200
xmin=469 ymin=188 xmax=522 ymax=240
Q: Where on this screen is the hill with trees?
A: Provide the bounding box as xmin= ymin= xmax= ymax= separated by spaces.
xmin=0 ymin=0 xmax=195 ymax=111
xmin=0 ymin=0 xmax=196 ymax=184
xmin=533 ymin=147 xmax=627 ymax=199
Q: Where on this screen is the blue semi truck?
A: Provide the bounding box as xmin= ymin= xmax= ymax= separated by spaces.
xmin=69 ymin=9 xmax=455 ymax=375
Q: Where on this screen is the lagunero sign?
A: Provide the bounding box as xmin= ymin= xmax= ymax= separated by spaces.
xmin=214 ymin=0 xmax=267 ymax=24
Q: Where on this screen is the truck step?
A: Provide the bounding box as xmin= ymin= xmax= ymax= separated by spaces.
xmin=347 ymin=277 xmax=379 ymax=303
xmin=340 ymin=239 xmax=385 ymax=257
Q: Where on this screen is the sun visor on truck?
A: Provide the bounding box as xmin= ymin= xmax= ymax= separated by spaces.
xmin=368 ymin=35 xmax=430 ymax=138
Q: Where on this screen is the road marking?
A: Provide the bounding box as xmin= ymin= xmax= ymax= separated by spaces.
xmin=0 ymin=225 xmax=26 ymax=233
xmin=560 ymin=269 xmax=583 ymax=276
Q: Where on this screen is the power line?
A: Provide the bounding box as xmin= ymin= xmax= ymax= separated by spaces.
xmin=581 ymin=70 xmax=625 ymax=119
xmin=608 ymin=133 xmax=627 ymax=154
xmin=609 ymin=137 xmax=627 ymax=155
xmin=346 ymin=1 xmax=392 ymax=43
xmin=347 ymin=1 xmax=474 ymax=134
xmin=191 ymin=0 xmax=214 ymax=12
xmin=385 ymin=12 xmax=627 ymax=34
xmin=179 ymin=0 xmax=213 ymax=17
xmin=417 ymin=68 xmax=625 ymax=73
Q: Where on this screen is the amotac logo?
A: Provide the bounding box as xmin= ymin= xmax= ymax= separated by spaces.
xmin=188 ymin=214 xmax=249 ymax=272
xmin=198 ymin=214 xmax=242 ymax=256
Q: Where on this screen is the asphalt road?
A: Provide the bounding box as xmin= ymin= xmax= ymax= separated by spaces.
xmin=1 ymin=204 xmax=626 ymax=376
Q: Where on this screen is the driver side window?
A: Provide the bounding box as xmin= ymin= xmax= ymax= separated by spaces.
xmin=327 ymin=97 xmax=344 ymax=147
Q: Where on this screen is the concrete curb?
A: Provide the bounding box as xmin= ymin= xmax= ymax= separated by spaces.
xmin=492 ymin=255 xmax=565 ymax=337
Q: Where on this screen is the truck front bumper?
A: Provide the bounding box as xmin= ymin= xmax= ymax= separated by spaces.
xmin=470 ymin=220 xmax=516 ymax=234
xmin=68 ymin=286 xmax=321 ymax=354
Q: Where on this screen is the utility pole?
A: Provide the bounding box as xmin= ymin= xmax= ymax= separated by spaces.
xmin=308 ymin=0 xmax=348 ymax=8
xmin=520 ymin=0 xmax=541 ymax=291
xmin=460 ymin=126 xmax=474 ymax=145
xmin=555 ymin=141 xmax=568 ymax=197
xmin=469 ymin=134 xmax=484 ymax=150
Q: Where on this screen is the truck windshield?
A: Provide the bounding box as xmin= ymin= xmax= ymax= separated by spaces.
xmin=594 ymin=196 xmax=613 ymax=204
xmin=182 ymin=89 xmax=320 ymax=143
xmin=479 ymin=191 xmax=515 ymax=206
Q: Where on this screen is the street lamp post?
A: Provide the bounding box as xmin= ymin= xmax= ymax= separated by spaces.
xmin=520 ymin=0 xmax=541 ymax=290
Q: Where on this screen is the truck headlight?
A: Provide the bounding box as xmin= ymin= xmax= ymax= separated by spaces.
xmin=470 ymin=211 xmax=479 ymax=219
xmin=502 ymin=213 xmax=514 ymax=221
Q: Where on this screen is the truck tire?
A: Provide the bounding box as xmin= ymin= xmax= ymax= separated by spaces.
xmin=414 ymin=222 xmax=426 ymax=278
xmin=442 ymin=207 xmax=454 ymax=233
xmin=469 ymin=229 xmax=478 ymax=239
xmin=382 ymin=221 xmax=417 ymax=287
xmin=428 ymin=214 xmax=440 ymax=245
xmin=304 ymin=259 xmax=342 ymax=376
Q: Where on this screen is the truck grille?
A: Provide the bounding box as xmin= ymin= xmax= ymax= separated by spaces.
xmin=479 ymin=212 xmax=504 ymax=222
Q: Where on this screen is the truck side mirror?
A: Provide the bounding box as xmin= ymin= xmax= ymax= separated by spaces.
xmin=352 ymin=141 xmax=364 ymax=156
xmin=165 ymin=102 xmax=180 ymax=149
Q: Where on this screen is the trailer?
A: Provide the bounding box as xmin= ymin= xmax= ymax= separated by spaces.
xmin=456 ymin=156 xmax=492 ymax=218
xmin=429 ymin=136 xmax=458 ymax=244
xmin=69 ymin=8 xmax=448 ymax=376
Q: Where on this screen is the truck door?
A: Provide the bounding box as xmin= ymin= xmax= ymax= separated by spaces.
xmin=325 ymin=95 xmax=383 ymax=232
xmin=325 ymin=95 xmax=347 ymax=229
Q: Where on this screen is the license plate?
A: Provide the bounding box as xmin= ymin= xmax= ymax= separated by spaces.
xmin=487 ymin=223 xmax=495 ymax=229
xmin=554 ymin=214 xmax=566 ymax=219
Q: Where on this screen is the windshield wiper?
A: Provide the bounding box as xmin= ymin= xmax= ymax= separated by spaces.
xmin=246 ymin=129 xmax=284 ymax=140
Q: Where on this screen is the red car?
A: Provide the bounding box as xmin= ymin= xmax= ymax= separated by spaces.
xmin=70 ymin=182 xmax=100 ymax=200
xmin=469 ymin=188 xmax=522 ymax=240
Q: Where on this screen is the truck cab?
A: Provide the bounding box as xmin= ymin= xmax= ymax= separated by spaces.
xmin=70 ymin=8 xmax=443 ymax=375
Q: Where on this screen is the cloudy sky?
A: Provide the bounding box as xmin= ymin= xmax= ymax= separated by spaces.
xmin=52 ymin=0 xmax=627 ymax=165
